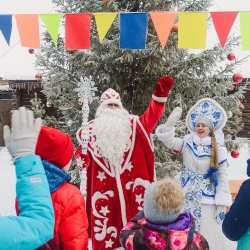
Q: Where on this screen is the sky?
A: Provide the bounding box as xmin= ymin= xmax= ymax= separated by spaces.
xmin=0 ymin=0 xmax=56 ymax=80
xmin=0 ymin=0 xmax=250 ymax=80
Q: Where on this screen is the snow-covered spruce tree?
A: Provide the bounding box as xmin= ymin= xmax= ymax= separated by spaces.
xmin=35 ymin=0 xmax=247 ymax=179
xmin=30 ymin=95 xmax=46 ymax=118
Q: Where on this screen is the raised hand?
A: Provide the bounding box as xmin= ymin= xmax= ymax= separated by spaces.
xmin=165 ymin=107 xmax=182 ymax=127
xmin=153 ymin=75 xmax=174 ymax=99
xmin=3 ymin=107 xmax=42 ymax=162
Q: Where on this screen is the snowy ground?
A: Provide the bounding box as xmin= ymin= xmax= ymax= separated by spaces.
xmin=0 ymin=143 xmax=249 ymax=248
xmin=0 ymin=148 xmax=16 ymax=216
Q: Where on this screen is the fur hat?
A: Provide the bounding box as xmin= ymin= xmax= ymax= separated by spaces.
xmin=35 ymin=126 xmax=74 ymax=169
xmin=196 ymin=116 xmax=214 ymax=131
xmin=100 ymin=88 xmax=122 ymax=108
xmin=144 ymin=179 xmax=184 ymax=225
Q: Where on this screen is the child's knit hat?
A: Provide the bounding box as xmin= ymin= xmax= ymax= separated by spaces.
xmin=35 ymin=126 xmax=74 ymax=169
xmin=144 ymin=179 xmax=184 ymax=225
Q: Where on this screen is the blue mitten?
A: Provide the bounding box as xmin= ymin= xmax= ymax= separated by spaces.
xmin=215 ymin=205 xmax=226 ymax=224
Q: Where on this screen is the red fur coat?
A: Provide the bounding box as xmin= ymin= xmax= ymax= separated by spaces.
xmin=75 ymin=99 xmax=166 ymax=250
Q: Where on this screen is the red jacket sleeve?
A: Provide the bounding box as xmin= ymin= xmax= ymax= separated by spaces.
xmin=139 ymin=99 xmax=165 ymax=135
xmin=59 ymin=191 xmax=89 ymax=250
xmin=139 ymin=75 xmax=174 ymax=135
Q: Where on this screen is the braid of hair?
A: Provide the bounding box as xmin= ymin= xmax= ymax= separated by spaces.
xmin=209 ymin=131 xmax=219 ymax=184
xmin=210 ymin=131 xmax=219 ymax=168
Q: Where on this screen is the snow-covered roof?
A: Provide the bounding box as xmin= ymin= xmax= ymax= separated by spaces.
xmin=0 ymin=85 xmax=13 ymax=92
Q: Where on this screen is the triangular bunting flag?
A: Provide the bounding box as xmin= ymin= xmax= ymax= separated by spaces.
xmin=120 ymin=13 xmax=148 ymax=49
xmin=240 ymin=12 xmax=250 ymax=51
xmin=39 ymin=14 xmax=62 ymax=47
xmin=14 ymin=14 xmax=40 ymax=48
xmin=210 ymin=12 xmax=238 ymax=48
xmin=0 ymin=15 xmax=12 ymax=45
xmin=93 ymin=13 xmax=117 ymax=43
xmin=178 ymin=12 xmax=208 ymax=49
xmin=65 ymin=13 xmax=92 ymax=49
xmin=149 ymin=12 xmax=178 ymax=49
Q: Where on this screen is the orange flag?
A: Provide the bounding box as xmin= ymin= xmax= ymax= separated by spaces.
xmin=15 ymin=14 xmax=40 ymax=48
xmin=149 ymin=12 xmax=178 ymax=49
xmin=210 ymin=12 xmax=238 ymax=48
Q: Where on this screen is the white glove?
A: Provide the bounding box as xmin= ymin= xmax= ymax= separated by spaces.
xmin=215 ymin=205 xmax=226 ymax=224
xmin=165 ymin=107 xmax=182 ymax=127
xmin=3 ymin=107 xmax=42 ymax=162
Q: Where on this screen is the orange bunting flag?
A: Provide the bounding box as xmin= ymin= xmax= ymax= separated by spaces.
xmin=149 ymin=12 xmax=178 ymax=49
xmin=210 ymin=12 xmax=238 ymax=48
xmin=65 ymin=13 xmax=92 ymax=49
xmin=15 ymin=14 xmax=40 ymax=48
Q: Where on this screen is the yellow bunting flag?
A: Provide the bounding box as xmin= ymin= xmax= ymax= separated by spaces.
xmin=240 ymin=11 xmax=250 ymax=51
xmin=39 ymin=14 xmax=62 ymax=47
xmin=93 ymin=13 xmax=117 ymax=43
xmin=149 ymin=12 xmax=178 ymax=49
xmin=178 ymin=12 xmax=208 ymax=49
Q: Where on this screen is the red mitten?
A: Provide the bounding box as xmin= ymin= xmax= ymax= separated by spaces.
xmin=153 ymin=76 xmax=174 ymax=102
xmin=74 ymin=145 xmax=90 ymax=170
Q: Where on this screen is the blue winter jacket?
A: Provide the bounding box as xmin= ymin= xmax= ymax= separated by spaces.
xmin=0 ymin=154 xmax=54 ymax=250
xmin=222 ymin=158 xmax=250 ymax=249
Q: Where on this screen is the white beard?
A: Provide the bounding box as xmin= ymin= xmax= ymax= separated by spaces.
xmin=91 ymin=106 xmax=132 ymax=168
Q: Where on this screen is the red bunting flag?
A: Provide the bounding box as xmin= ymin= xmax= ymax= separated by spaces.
xmin=65 ymin=13 xmax=92 ymax=49
xmin=210 ymin=12 xmax=238 ymax=48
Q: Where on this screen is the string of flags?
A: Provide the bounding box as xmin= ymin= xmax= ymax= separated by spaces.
xmin=1 ymin=11 xmax=250 ymax=50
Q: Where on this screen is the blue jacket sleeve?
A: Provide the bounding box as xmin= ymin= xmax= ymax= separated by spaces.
xmin=222 ymin=179 xmax=250 ymax=241
xmin=0 ymin=154 xmax=54 ymax=250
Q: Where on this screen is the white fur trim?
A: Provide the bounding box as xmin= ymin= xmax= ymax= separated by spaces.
xmin=201 ymin=196 xmax=215 ymax=205
xmin=100 ymin=98 xmax=122 ymax=108
xmin=218 ymin=146 xmax=227 ymax=163
xmin=152 ymin=94 xmax=168 ymax=102
xmin=215 ymin=193 xmax=232 ymax=206
xmin=136 ymin=116 xmax=154 ymax=152
xmin=115 ymin=172 xmax=127 ymax=226
xmin=155 ymin=124 xmax=175 ymax=142
xmin=76 ymin=127 xmax=82 ymax=145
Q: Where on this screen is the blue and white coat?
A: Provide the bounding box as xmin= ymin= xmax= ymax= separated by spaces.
xmin=156 ymin=125 xmax=232 ymax=231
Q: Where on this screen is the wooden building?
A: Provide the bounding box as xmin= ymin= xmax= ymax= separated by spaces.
xmin=233 ymin=79 xmax=250 ymax=138
xmin=0 ymin=80 xmax=57 ymax=146
xmin=0 ymin=85 xmax=15 ymax=146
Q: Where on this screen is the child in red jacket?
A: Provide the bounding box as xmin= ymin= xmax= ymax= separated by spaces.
xmin=17 ymin=126 xmax=89 ymax=250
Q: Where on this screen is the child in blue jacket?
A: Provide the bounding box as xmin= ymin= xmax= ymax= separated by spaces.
xmin=0 ymin=107 xmax=54 ymax=249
